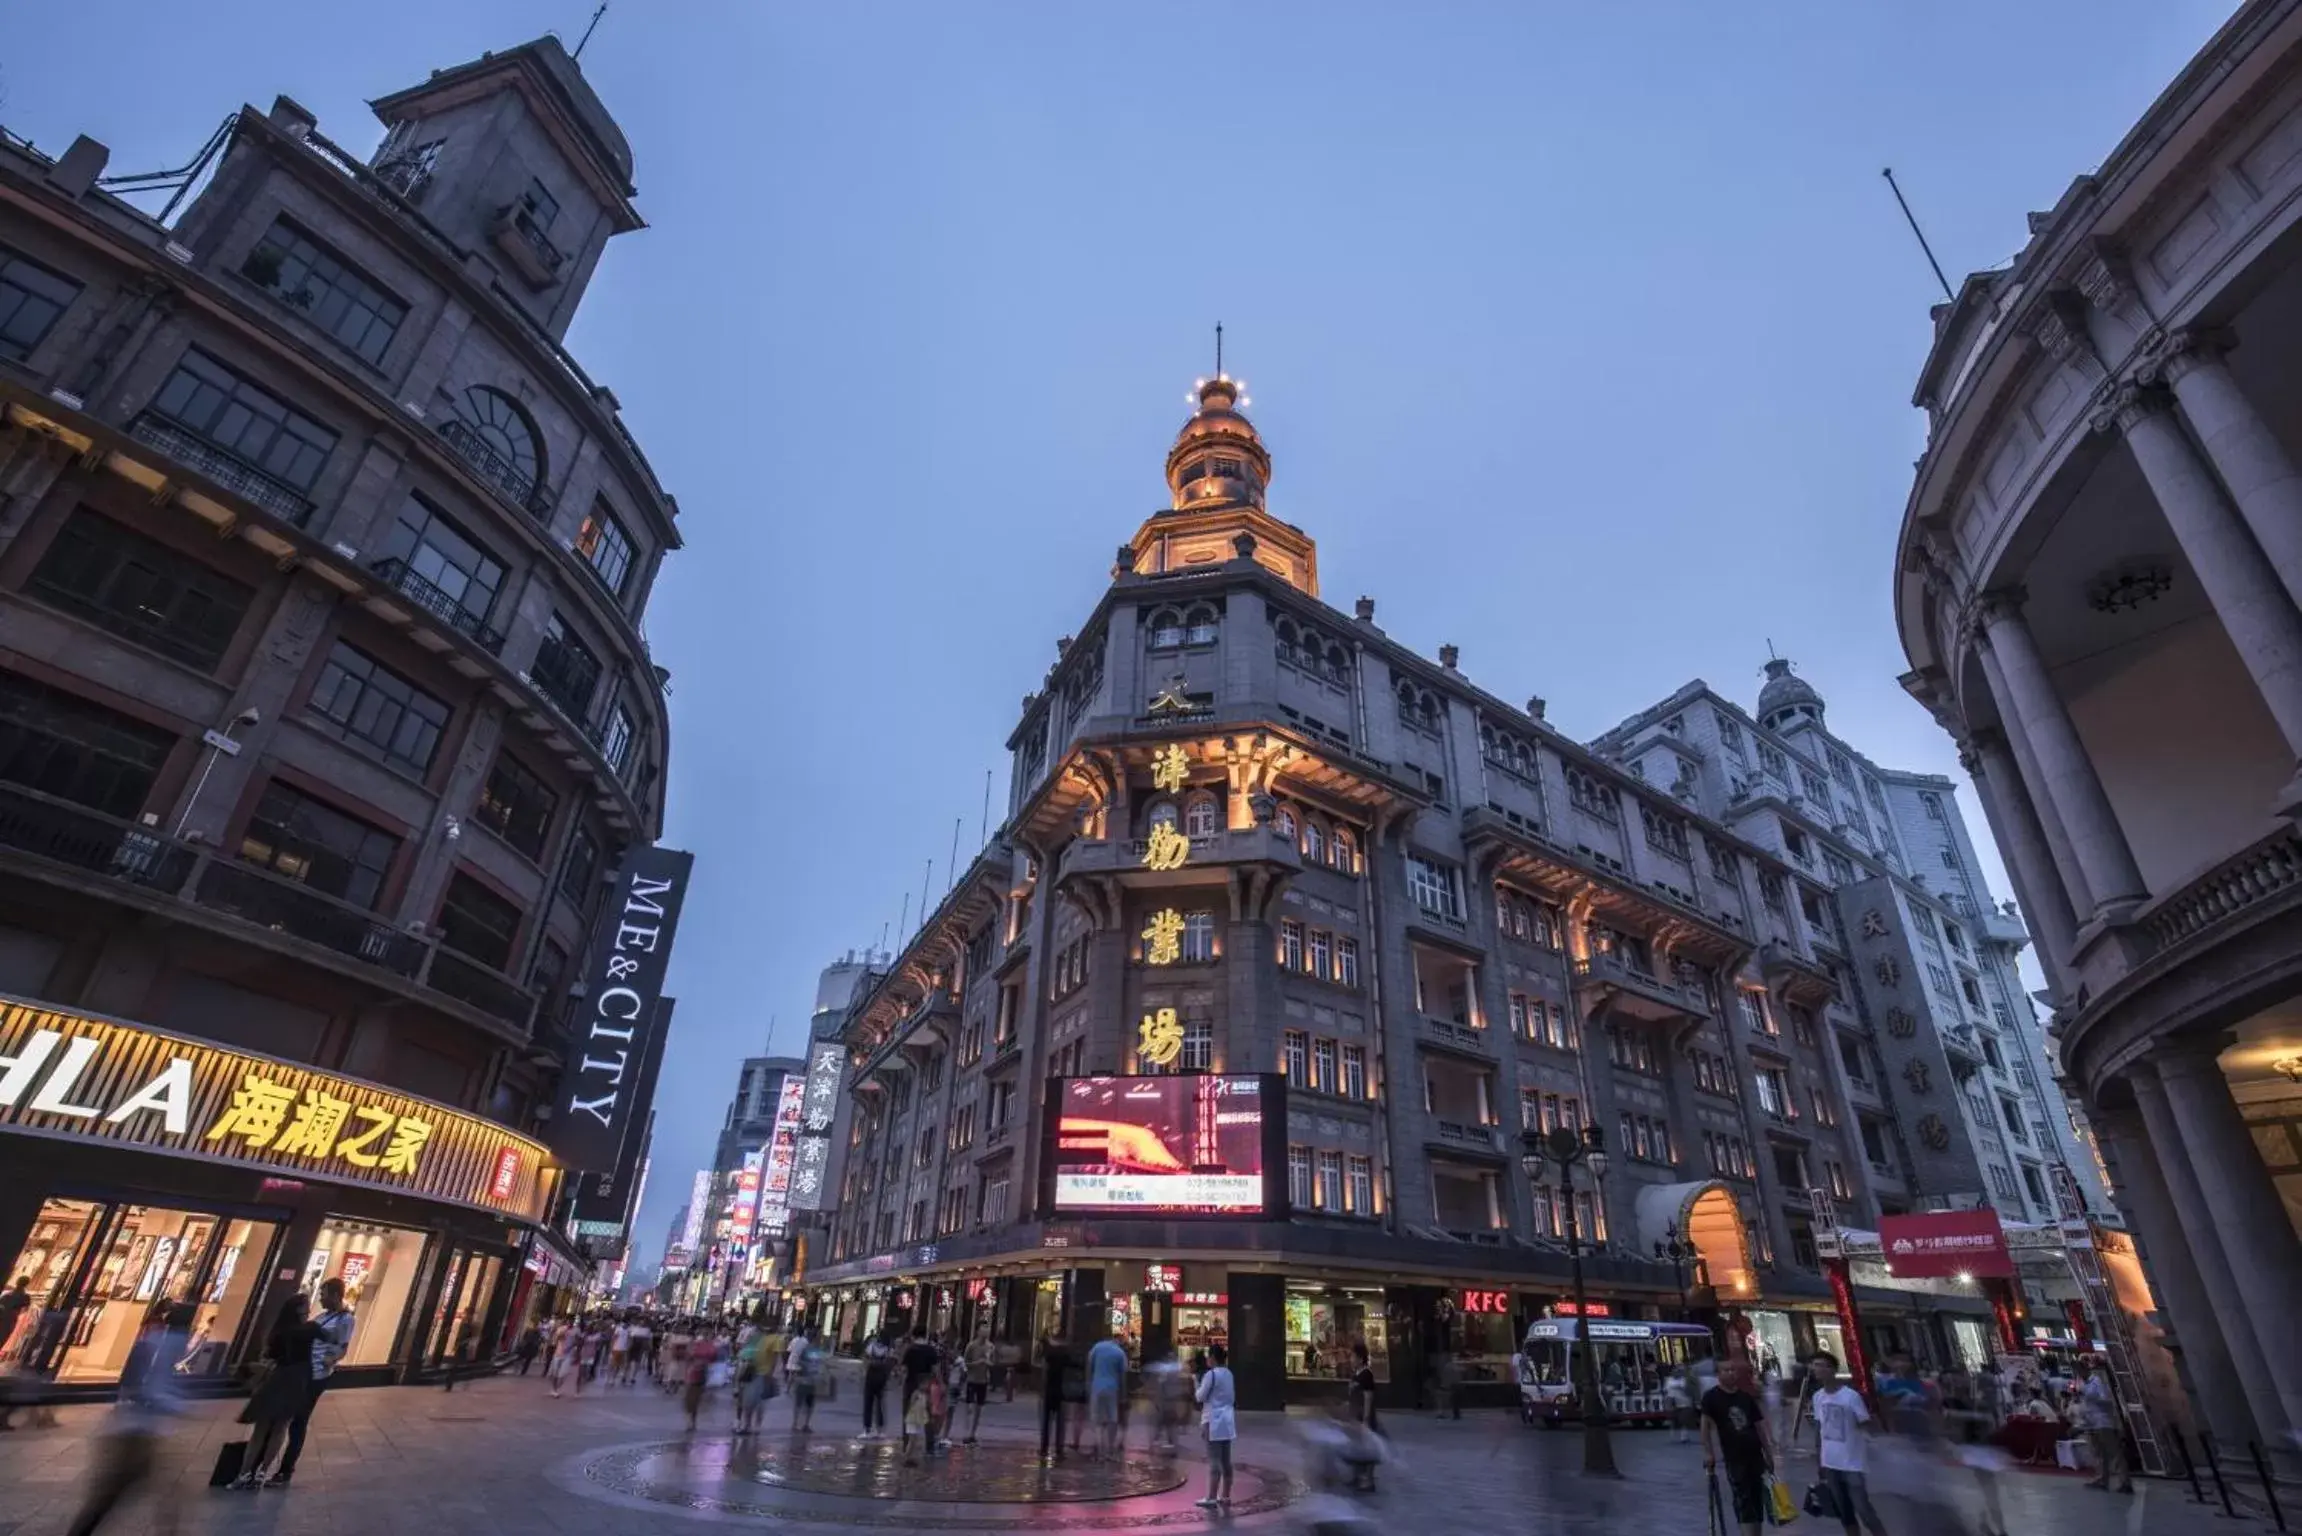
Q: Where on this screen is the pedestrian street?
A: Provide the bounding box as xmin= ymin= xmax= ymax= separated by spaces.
xmin=0 ymin=1374 xmax=2254 ymax=1536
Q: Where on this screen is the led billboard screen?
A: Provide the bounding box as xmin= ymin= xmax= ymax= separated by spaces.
xmin=1041 ymin=1074 xmax=1285 ymax=1218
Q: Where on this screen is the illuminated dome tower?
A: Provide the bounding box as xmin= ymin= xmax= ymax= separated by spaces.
xmin=1127 ymin=354 xmax=1319 ymax=596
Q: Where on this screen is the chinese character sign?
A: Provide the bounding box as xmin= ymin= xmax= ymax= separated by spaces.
xmin=0 ymin=999 xmax=546 ymax=1220
xmin=1137 ymin=1008 xmax=1184 ymax=1068
xmin=1152 ymin=744 xmax=1190 ymax=794
xmin=1142 ymin=909 xmax=1184 ymax=966
xmin=1143 ymin=824 xmax=1191 ymax=871
xmin=802 ymin=1041 xmax=846 ymax=1134
xmin=758 ymin=1076 xmax=807 ymax=1235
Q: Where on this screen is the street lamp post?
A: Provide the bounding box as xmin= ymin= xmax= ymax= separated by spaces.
xmin=1522 ymin=1123 xmax=1618 ymax=1478
xmin=1655 ymin=1221 xmax=1695 ymax=1317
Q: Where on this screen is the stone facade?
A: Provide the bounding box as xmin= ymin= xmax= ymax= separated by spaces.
xmin=1890 ymin=0 xmax=2302 ymax=1458
xmin=0 ymin=33 xmax=677 ymax=1377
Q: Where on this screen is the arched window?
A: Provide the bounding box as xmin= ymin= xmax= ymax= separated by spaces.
xmin=1332 ymin=826 xmax=1358 ymax=875
xmin=1302 ymin=818 xmax=1327 ymax=865
xmin=1184 ymin=794 xmax=1220 ymax=837
xmin=1184 ymin=605 xmax=1219 ymax=646
xmin=1148 ymin=608 xmax=1184 ymax=649
xmin=1148 ymin=801 xmax=1180 ymax=834
xmin=1275 ymin=804 xmax=1298 ymax=840
xmin=1324 ymin=643 xmax=1349 ymax=682
xmin=452 ymin=386 xmax=545 ymax=504
xmin=1396 ymin=679 xmax=1418 ymax=713
xmin=1274 ymin=618 xmax=1299 ymax=664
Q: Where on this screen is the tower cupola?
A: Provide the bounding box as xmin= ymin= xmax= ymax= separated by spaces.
xmin=1164 ymin=373 xmax=1271 ymax=511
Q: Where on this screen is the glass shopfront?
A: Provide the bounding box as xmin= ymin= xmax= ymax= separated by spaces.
xmin=1286 ymin=1285 xmax=1388 ymax=1382
xmin=1445 ymin=1291 xmax=1518 ymax=1385
xmin=305 ymin=1219 xmax=429 ymax=1369
xmin=4 ymin=1197 xmax=281 ymax=1383
xmin=424 ymin=1246 xmax=502 ymax=1364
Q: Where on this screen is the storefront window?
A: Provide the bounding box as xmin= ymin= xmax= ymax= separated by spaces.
xmin=1174 ymin=1296 xmax=1228 ymax=1358
xmin=424 ymin=1248 xmax=500 ymax=1363
xmin=1746 ymin=1308 xmax=1798 ymax=1379
xmin=1446 ymin=1300 xmax=1517 ymax=1384
xmin=1285 ymin=1287 xmax=1388 ymax=1381
xmin=308 ymin=1219 xmax=428 ymax=1368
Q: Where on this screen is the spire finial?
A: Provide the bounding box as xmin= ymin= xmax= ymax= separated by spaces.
xmin=1215 ymin=322 xmax=1224 ymax=379
xmin=573 ymin=2 xmax=610 ymax=60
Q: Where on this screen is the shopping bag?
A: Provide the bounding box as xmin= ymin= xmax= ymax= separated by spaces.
xmin=209 ymin=1439 xmax=248 ymax=1488
xmin=1767 ymin=1475 xmax=1799 ymax=1525
xmin=1802 ymin=1481 xmax=1839 ymax=1521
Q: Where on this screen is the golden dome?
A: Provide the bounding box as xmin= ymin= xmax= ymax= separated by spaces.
xmin=1164 ymin=374 xmax=1270 ymax=511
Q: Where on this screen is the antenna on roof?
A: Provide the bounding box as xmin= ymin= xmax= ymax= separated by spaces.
xmin=1882 ymin=168 xmax=1955 ymax=302
xmin=573 ymin=3 xmax=610 ymax=61
xmin=1766 ymin=638 xmax=1779 ymax=663
xmin=1214 ymin=322 xmax=1224 ymax=378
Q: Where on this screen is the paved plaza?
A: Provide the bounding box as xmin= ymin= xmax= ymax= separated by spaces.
xmin=0 ymin=1374 xmax=2260 ymax=1535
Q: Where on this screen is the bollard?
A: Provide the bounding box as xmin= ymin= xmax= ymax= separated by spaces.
xmin=2202 ymin=1432 xmax=2240 ymax=1518
xmin=2250 ymin=1441 xmax=2288 ymax=1533
xmin=2173 ymin=1427 xmax=2207 ymax=1505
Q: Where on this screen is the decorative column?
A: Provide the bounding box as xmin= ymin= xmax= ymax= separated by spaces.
xmin=2095 ymin=1101 xmax=2254 ymax=1453
xmin=1974 ymin=591 xmax=2148 ymax=920
xmin=1960 ymin=730 xmax=2079 ymax=998
xmin=2155 ymin=330 xmax=2302 ymax=610
xmin=1972 ymin=634 xmax=2094 ymax=917
xmin=2152 ymin=1034 xmax=2302 ymax=1436
xmin=2106 ymin=383 xmax=2302 ymax=784
xmin=2130 ymin=1057 xmax=2291 ymax=1449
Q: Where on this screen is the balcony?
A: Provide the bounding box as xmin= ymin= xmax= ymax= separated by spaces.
xmin=490 ymin=203 xmax=566 ymax=289
xmin=423 ymin=946 xmax=538 ymax=1030
xmin=190 ymin=859 xmax=423 ymax=974
xmin=1572 ymin=953 xmax=1708 ymax=1021
xmin=1434 ymin=1118 xmax=1502 ymax=1152
xmin=1759 ymin=942 xmax=1838 ymax=1005
xmin=1418 ymin=1015 xmax=1493 ymax=1056
xmin=437 ymin=418 xmax=550 ymax=521
xmin=368 ymin=558 xmax=507 ymax=655
xmin=2140 ymin=826 xmax=2302 ymax=954
xmin=527 ymin=639 xmax=602 ymax=736
xmin=129 ymin=413 xmax=313 ymax=527
xmin=0 ymin=781 xmax=196 ymax=892
xmin=1058 ymin=824 xmax=1303 ymax=885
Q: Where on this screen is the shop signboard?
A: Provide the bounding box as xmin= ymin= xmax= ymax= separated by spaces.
xmin=1879 ymin=1210 xmax=2013 ymax=1279
xmin=567 ymin=997 xmax=676 ymax=1245
xmin=758 ymin=1076 xmax=806 ymax=1235
xmin=1040 ymin=1074 xmax=1288 ymax=1218
xmin=1457 ymin=1288 xmax=1510 ymax=1315
xmin=681 ymin=1171 xmax=712 ymax=1252
xmin=729 ymin=1150 xmax=764 ymax=1245
xmin=0 ymin=996 xmax=550 ymax=1220
xmin=550 ymin=846 xmax=695 ymax=1174
xmin=789 ymin=1041 xmax=846 ymax=1212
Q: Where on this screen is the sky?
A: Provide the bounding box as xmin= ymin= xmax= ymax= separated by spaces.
xmin=3 ymin=0 xmax=2241 ymax=1271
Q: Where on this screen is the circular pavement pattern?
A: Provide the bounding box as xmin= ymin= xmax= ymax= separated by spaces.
xmin=577 ymin=1434 xmax=1300 ymax=1529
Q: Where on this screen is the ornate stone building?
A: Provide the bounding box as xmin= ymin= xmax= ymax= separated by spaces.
xmin=1891 ymin=0 xmax=2302 ymax=1457
xmin=0 ymin=36 xmax=675 ymax=1384
xmin=799 ymin=372 xmax=2038 ymax=1407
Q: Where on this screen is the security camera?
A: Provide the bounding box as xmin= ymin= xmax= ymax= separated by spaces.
xmin=232 ymin=707 xmax=261 ymax=729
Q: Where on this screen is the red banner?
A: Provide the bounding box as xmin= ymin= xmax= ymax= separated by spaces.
xmin=1879 ymin=1210 xmax=2013 ymax=1278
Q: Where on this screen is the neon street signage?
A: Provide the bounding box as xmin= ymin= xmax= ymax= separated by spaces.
xmin=0 ymin=998 xmax=548 ymax=1220
xmin=551 ymin=846 xmax=693 ymax=1172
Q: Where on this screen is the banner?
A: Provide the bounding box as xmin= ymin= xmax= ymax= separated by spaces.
xmin=788 ymin=1040 xmax=846 ymax=1212
xmin=567 ymin=996 xmax=674 ymax=1245
xmin=758 ymin=1076 xmax=806 ymax=1235
xmin=1879 ymin=1209 xmax=2013 ymax=1278
xmin=550 ymin=846 xmax=693 ymax=1171
xmin=679 ymin=1170 xmax=710 ymax=1252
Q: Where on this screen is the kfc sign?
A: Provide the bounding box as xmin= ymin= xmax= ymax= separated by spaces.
xmin=1458 ymin=1288 xmax=1511 ymax=1315
xmin=1879 ymin=1210 xmax=2013 ymax=1279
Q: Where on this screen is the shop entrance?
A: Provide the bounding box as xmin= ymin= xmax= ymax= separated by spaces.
xmin=5 ymin=1197 xmax=280 ymax=1383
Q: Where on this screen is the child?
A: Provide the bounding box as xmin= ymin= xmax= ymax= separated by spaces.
xmin=927 ymin=1367 xmax=951 ymax=1455
xmin=903 ymin=1374 xmax=932 ymax=1465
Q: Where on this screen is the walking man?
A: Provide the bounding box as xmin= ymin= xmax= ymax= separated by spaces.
xmin=65 ymin=1300 xmax=190 ymax=1535
xmin=272 ymin=1277 xmax=354 ymax=1488
xmin=962 ymin=1324 xmax=994 ymax=1444
xmin=1038 ymin=1331 xmax=1073 ymax=1464
xmin=1807 ymin=1352 xmax=1887 ymax=1536
xmin=1702 ymin=1358 xmax=1775 ymax=1536
xmin=2078 ymin=1358 xmax=2133 ymax=1493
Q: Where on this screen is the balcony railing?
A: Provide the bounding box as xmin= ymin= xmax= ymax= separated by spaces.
xmin=190 ymin=859 xmax=424 ymax=975
xmin=369 ymin=558 xmax=507 ymax=655
xmin=0 ymin=781 xmax=195 ymax=891
xmin=424 ymin=945 xmax=536 ymax=1030
xmin=436 ymin=418 xmax=550 ymax=521
xmin=489 ymin=203 xmax=566 ymax=289
xmin=1420 ymin=1015 xmax=1491 ymax=1052
xmin=527 ymin=640 xmax=602 ymax=731
xmin=129 ymin=413 xmax=313 ymax=526
xmin=2141 ymin=826 xmax=2302 ymax=953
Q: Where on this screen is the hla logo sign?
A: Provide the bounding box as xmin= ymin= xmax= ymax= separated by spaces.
xmin=0 ymin=1028 xmax=198 ymax=1133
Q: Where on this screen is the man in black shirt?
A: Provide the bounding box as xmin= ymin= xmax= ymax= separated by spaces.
xmin=1039 ymin=1332 xmax=1074 ymax=1463
xmin=1701 ymin=1357 xmax=1776 ymax=1536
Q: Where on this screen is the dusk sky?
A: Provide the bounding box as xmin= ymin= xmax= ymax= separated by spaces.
xmin=4 ymin=1 xmax=2238 ymax=1267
